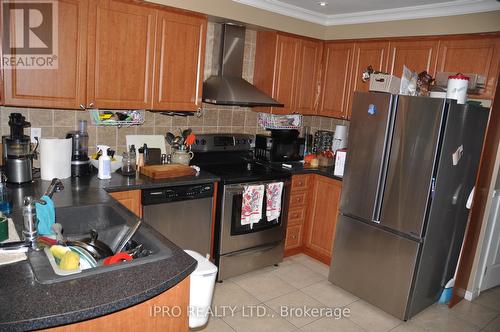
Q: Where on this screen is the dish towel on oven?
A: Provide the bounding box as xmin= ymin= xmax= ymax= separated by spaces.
xmin=266 ymin=182 xmax=284 ymax=221
xmin=241 ymin=185 xmax=265 ymax=229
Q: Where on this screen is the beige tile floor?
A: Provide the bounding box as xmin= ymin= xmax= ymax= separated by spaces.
xmin=195 ymin=254 xmax=500 ymax=332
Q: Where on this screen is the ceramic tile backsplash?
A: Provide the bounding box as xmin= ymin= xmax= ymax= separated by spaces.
xmin=0 ymin=22 xmax=346 ymax=156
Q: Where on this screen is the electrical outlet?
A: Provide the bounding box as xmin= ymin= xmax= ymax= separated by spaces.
xmin=30 ymin=127 xmax=42 ymax=143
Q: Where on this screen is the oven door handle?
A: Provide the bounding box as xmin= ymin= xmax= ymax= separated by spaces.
xmin=224 ymin=241 xmax=282 ymax=257
xmin=224 ymin=181 xmax=286 ymax=192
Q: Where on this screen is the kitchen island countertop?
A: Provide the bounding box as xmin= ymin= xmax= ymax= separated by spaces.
xmin=0 ymin=170 xmax=219 ymax=331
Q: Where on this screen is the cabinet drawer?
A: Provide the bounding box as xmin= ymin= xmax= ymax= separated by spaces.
xmin=288 ymin=206 xmax=307 ymax=225
xmin=289 ymin=191 xmax=307 ymax=207
xmin=292 ymin=175 xmax=310 ymax=191
xmin=285 ymin=225 xmax=302 ymax=249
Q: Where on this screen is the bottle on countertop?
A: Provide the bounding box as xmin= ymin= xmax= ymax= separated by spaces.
xmin=137 ymin=146 xmax=145 ymax=171
xmin=96 ymin=145 xmax=112 ymax=179
xmin=0 ymin=171 xmax=12 ymax=215
xmin=129 ymin=144 xmax=137 ymax=166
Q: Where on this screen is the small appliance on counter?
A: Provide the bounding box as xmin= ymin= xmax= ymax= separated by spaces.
xmin=66 ymin=120 xmax=91 ymax=177
xmin=2 ymin=113 xmax=35 ymax=184
xmin=255 ymin=129 xmax=305 ymax=163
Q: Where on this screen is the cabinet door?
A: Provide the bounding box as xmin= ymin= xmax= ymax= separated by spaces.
xmin=318 ymin=42 xmax=354 ymax=119
xmin=388 ymin=40 xmax=439 ymax=77
xmin=152 ymin=11 xmax=206 ymax=111
xmin=87 ymin=0 xmax=156 ymax=109
xmin=109 ymin=190 xmax=142 ymax=218
xmin=294 ymin=39 xmax=322 ymax=115
xmin=3 ymin=0 xmax=87 ymax=109
xmin=436 ymin=37 xmax=500 ymax=99
xmin=348 ymin=41 xmax=389 ymax=118
xmin=272 ymin=34 xmax=301 ymax=114
xmin=305 ymin=176 xmax=342 ymax=261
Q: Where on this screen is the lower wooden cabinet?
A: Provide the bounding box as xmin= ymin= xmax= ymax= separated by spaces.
xmin=304 ymin=175 xmax=342 ymax=264
xmin=109 ymin=190 xmax=142 ymax=218
xmin=285 ymin=174 xmax=342 ymax=265
xmin=44 ymin=276 xmax=190 ymax=331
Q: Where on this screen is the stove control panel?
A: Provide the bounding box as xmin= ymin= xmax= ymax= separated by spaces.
xmin=191 ymin=134 xmax=254 ymax=152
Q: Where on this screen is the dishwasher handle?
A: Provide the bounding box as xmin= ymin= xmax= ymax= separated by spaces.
xmin=142 ymin=183 xmax=214 ymax=205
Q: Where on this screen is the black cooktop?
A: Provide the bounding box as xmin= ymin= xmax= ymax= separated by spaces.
xmin=200 ymin=162 xmax=290 ymax=184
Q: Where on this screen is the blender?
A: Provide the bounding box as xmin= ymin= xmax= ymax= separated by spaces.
xmin=66 ymin=120 xmax=91 ymax=177
xmin=2 ymin=113 xmax=34 ymax=184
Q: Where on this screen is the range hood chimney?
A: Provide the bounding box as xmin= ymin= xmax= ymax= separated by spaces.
xmin=202 ymin=24 xmax=284 ymax=107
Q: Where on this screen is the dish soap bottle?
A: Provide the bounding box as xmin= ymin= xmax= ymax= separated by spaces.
xmin=0 ymin=171 xmax=12 ymax=215
xmin=97 ymin=145 xmax=112 ymax=179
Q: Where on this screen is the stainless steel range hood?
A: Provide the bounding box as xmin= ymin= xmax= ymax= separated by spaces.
xmin=202 ymin=24 xmax=283 ymax=107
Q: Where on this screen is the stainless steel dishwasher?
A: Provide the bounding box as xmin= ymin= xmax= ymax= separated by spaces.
xmin=142 ymin=183 xmax=214 ymax=257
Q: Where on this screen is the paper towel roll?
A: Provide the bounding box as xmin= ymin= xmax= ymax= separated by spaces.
xmin=40 ymin=138 xmax=72 ymax=180
xmin=333 ymin=125 xmax=347 ymax=140
xmin=332 ymin=125 xmax=348 ymax=152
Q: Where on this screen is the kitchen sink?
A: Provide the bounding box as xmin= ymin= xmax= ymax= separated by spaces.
xmin=28 ymin=204 xmax=172 ymax=284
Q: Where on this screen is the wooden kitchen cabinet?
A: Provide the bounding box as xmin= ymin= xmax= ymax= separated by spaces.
xmin=318 ymin=42 xmax=354 ymax=119
xmin=270 ymin=34 xmax=301 ymax=114
xmin=109 ymin=190 xmax=142 ymax=218
xmin=86 ymin=0 xmax=156 ymax=109
xmin=387 ymin=39 xmax=439 ymax=78
xmin=44 ymin=276 xmax=190 ymax=331
xmin=253 ymin=32 xmax=321 ymax=115
xmin=152 ymin=10 xmax=206 ymax=111
xmin=347 ymin=41 xmax=390 ymax=118
xmin=294 ymin=39 xmax=323 ymax=115
xmin=2 ymin=0 xmax=88 ymax=109
xmin=285 ymin=174 xmax=312 ymax=254
xmin=436 ymin=36 xmax=500 ymax=99
xmin=304 ymin=175 xmax=342 ymax=265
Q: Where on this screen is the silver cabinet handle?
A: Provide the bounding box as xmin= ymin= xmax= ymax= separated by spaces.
xmin=88 ymin=102 xmax=95 ymax=108
xmin=79 ymin=104 xmax=86 ymax=110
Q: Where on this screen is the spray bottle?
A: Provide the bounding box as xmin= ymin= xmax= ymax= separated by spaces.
xmin=97 ymin=145 xmax=111 ymax=179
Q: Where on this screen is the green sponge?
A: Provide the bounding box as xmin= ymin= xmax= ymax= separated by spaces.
xmin=0 ymin=214 xmax=8 ymax=242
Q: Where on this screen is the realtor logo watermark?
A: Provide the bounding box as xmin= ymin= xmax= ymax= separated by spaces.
xmin=2 ymin=0 xmax=58 ymax=69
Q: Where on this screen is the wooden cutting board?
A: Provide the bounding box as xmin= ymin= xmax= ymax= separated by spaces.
xmin=139 ymin=164 xmax=196 ymax=179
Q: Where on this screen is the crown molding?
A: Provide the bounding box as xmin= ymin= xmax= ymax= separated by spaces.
xmin=233 ymin=0 xmax=500 ymax=26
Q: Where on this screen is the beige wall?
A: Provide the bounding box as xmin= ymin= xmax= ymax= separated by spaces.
xmin=147 ymin=0 xmax=325 ymax=39
xmin=148 ymin=0 xmax=500 ymax=40
xmin=324 ymin=11 xmax=500 ymax=40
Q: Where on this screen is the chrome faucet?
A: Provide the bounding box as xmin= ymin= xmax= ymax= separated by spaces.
xmin=0 ymin=178 xmax=64 ymax=252
xmin=23 ymin=178 xmax=64 ymax=250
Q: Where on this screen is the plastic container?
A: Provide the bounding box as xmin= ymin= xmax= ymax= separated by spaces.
xmin=184 ymin=250 xmax=218 ymax=329
xmin=97 ymin=145 xmax=111 ymax=179
xmin=446 ymin=74 xmax=469 ymax=104
xmin=0 ymin=172 xmax=12 ymax=215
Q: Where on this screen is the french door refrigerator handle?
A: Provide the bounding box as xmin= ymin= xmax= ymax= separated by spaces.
xmin=373 ymin=94 xmax=398 ymax=223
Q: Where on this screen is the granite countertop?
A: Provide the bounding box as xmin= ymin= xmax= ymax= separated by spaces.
xmin=0 ymin=170 xmax=220 ymax=331
xmin=267 ymin=163 xmax=343 ymax=181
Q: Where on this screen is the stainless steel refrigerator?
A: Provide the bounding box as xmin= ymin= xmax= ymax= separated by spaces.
xmin=329 ymin=92 xmax=489 ymax=320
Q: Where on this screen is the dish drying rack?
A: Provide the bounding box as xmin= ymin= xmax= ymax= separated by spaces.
xmin=89 ymin=109 xmax=145 ymax=127
xmin=258 ymin=113 xmax=302 ymax=130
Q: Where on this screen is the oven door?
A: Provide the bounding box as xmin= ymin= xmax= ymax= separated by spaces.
xmin=219 ymin=179 xmax=290 ymax=255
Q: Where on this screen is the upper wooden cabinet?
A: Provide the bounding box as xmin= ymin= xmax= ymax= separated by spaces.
xmin=436 ymin=37 xmax=500 ymax=99
xmin=388 ymin=40 xmax=439 ymax=77
xmin=152 ymin=10 xmax=206 ymax=111
xmin=294 ymin=39 xmax=323 ymax=115
xmin=253 ymin=32 xmax=321 ymax=115
xmin=2 ymin=0 xmax=88 ymax=109
xmin=86 ymin=0 xmax=156 ymax=110
xmin=318 ymin=42 xmax=354 ymax=119
xmin=272 ymin=34 xmax=301 ymax=114
xmin=345 ymin=41 xmax=389 ymax=118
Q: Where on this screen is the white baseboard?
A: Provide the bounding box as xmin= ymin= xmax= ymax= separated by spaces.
xmin=464 ymin=289 xmax=480 ymax=301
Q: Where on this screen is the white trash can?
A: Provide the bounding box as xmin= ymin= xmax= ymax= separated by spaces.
xmin=184 ymin=250 xmax=218 ymax=329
